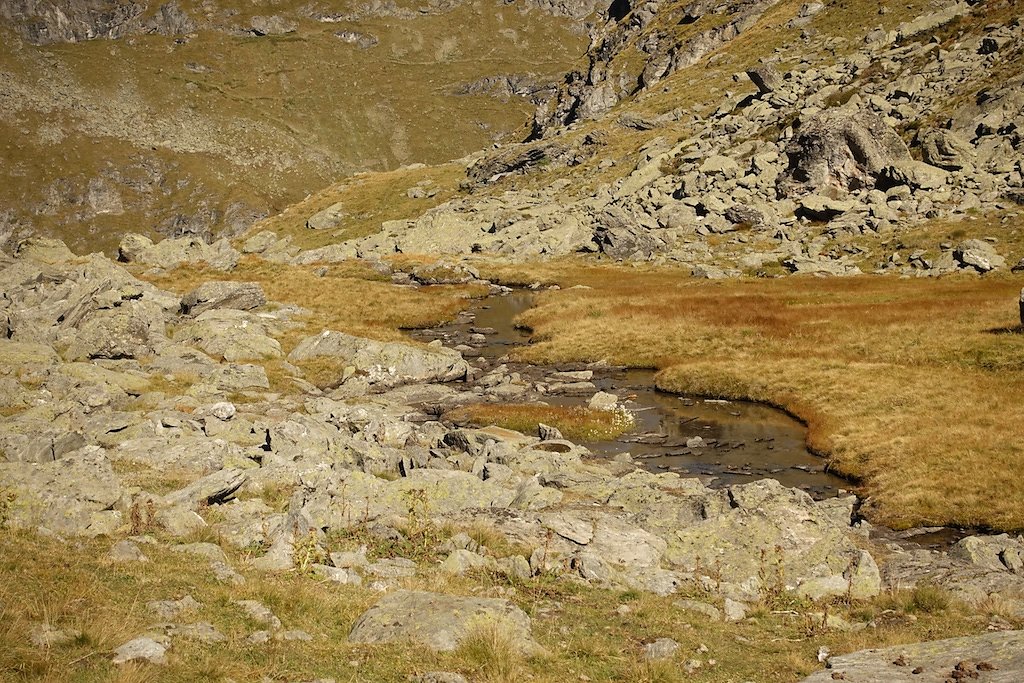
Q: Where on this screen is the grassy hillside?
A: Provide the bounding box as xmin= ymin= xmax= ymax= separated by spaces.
xmin=0 ymin=0 xmax=587 ymax=254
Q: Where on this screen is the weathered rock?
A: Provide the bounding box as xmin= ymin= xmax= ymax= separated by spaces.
xmin=289 ymin=331 xmax=468 ymax=386
xmin=250 ymin=15 xmax=297 ymax=36
xmin=917 ymin=129 xmax=976 ymax=171
xmin=588 ymin=391 xmax=619 ymax=411
xmin=747 ymin=64 xmax=784 ymax=94
xmin=781 ymin=110 xmax=911 ymax=195
xmin=14 ymin=237 xmax=75 ymax=264
xmin=801 ymin=630 xmax=1024 ymax=682
xmin=111 ymin=636 xmax=168 ymax=665
xmin=306 ymin=202 xmax=347 ymax=231
xmin=107 ymin=540 xmax=149 ymax=563
xmin=950 ymin=534 xmax=1024 ymax=574
xmin=29 ymin=622 xmax=82 ymax=648
xmin=148 ymin=595 xmax=202 ymax=620
xmin=349 ymin=590 xmax=538 ymax=652
xmin=180 ymin=281 xmax=266 ymax=316
xmin=954 ymin=240 xmax=1005 ymax=273
xmin=879 ymin=160 xmax=949 ymax=191
xmin=0 ymin=446 xmax=121 ymax=536
xmin=173 ymin=309 xmax=282 ymax=362
xmin=797 ymin=195 xmax=857 ymax=220
xmin=117 ymin=234 xmax=239 ymax=271
xmin=643 ymin=637 xmax=680 ymax=660
xmin=64 ymin=304 xmax=165 ymax=361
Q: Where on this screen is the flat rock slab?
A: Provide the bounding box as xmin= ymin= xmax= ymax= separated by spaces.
xmin=802 ymin=630 xmax=1024 ymax=682
xmin=348 ymin=590 xmax=537 ymax=653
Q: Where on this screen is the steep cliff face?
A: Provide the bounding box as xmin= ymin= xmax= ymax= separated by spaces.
xmin=531 ymin=0 xmax=783 ymax=136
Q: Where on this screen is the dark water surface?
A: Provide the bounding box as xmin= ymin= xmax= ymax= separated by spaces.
xmin=417 ymin=291 xmax=850 ymax=499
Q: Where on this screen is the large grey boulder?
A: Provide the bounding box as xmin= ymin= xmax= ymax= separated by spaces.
xmin=802 ymin=630 xmax=1024 ymax=682
xmin=250 ymin=15 xmax=297 ymax=36
xmin=173 ymin=309 xmax=282 ymax=362
xmin=592 ymin=206 xmax=660 ymax=260
xmin=780 ymin=110 xmax=911 ymax=195
xmin=879 ymin=160 xmax=949 ymax=191
xmin=0 ymin=446 xmax=122 ymax=536
xmin=608 ymin=475 xmax=877 ymax=600
xmin=180 ymin=281 xmax=266 ymax=316
xmin=63 ymin=304 xmax=165 ymax=361
xmin=13 ymin=237 xmax=75 ymax=264
xmin=306 ymin=202 xmax=347 ymax=231
xmin=117 ymin=234 xmax=239 ymax=271
xmin=289 ymin=332 xmax=468 ymax=387
xmin=954 ymin=240 xmax=1005 ymax=273
xmin=917 ymin=129 xmax=976 ymax=170
xmin=349 ymin=590 xmax=538 ymax=652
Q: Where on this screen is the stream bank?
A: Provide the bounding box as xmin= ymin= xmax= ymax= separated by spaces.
xmin=413 ymin=290 xmax=849 ymax=499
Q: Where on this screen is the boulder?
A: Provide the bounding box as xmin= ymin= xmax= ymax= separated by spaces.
xmin=289 ymin=331 xmax=468 ymax=386
xmin=0 ymin=447 xmax=122 ymax=536
xmin=173 ymin=310 xmax=282 ymax=362
xmin=349 ymin=590 xmax=538 ymax=653
xmin=592 ymin=206 xmax=660 ymax=260
xmin=917 ymin=129 xmax=976 ymax=171
xmin=63 ymin=305 xmax=165 ymax=361
xmin=879 ymin=160 xmax=949 ymax=191
xmin=250 ymin=15 xmax=297 ymax=36
xmin=643 ymin=638 xmax=680 ymax=661
xmin=180 ymin=281 xmax=266 ymax=315
xmin=747 ymin=64 xmax=784 ymax=94
xmin=950 ymin=534 xmax=1024 ymax=574
xmin=797 ymin=195 xmax=857 ymax=220
xmin=306 ymin=202 xmax=347 ymax=231
xmin=801 ymin=630 xmax=1024 ymax=682
xmin=14 ymin=237 xmax=75 ymax=264
xmin=111 ymin=636 xmax=169 ymax=665
xmin=612 ymin=477 xmax=876 ymax=600
xmin=117 ymin=234 xmax=239 ymax=271
xmin=954 ymin=240 xmax=1005 ymax=273
xmin=780 ymin=110 xmax=910 ymax=195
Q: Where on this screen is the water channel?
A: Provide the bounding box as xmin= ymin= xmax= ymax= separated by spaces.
xmin=413 ymin=290 xmax=851 ymax=500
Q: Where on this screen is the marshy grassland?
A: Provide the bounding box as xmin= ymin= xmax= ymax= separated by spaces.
xmin=475 ymin=259 xmax=1024 ymax=532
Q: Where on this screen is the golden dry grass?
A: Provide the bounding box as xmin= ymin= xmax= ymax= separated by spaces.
xmin=474 ymin=260 xmax=1024 ymax=531
xmin=446 ymin=403 xmax=635 ymax=442
xmin=140 ymin=256 xmax=488 ymax=350
xmin=0 ymin=526 xmax=1001 ymax=683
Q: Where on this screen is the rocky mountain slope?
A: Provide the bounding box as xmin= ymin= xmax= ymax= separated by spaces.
xmin=0 ymin=0 xmax=591 ymax=254
xmin=255 ymin=0 xmax=1022 ymax=280
xmin=3 ymin=0 xmax=1024 ymax=680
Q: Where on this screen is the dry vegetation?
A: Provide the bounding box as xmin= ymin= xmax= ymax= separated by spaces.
xmin=0 ymin=523 xmax=1002 ymax=682
xmin=445 ymin=403 xmax=636 ymax=442
xmin=472 ymin=259 xmax=1024 ymax=532
xmin=140 ymin=256 xmax=488 ymax=348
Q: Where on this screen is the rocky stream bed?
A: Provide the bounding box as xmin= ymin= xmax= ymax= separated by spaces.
xmin=1 ymin=237 xmax=1023 ymax=678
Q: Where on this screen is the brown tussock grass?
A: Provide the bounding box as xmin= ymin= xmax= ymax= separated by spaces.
xmin=478 ymin=261 xmax=1024 ymax=531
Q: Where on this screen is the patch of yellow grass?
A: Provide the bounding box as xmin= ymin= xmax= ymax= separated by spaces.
xmin=477 ymin=260 xmax=1024 ymax=531
xmin=140 ymin=256 xmax=488 ymax=350
xmin=446 ymin=403 xmax=635 ymax=442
